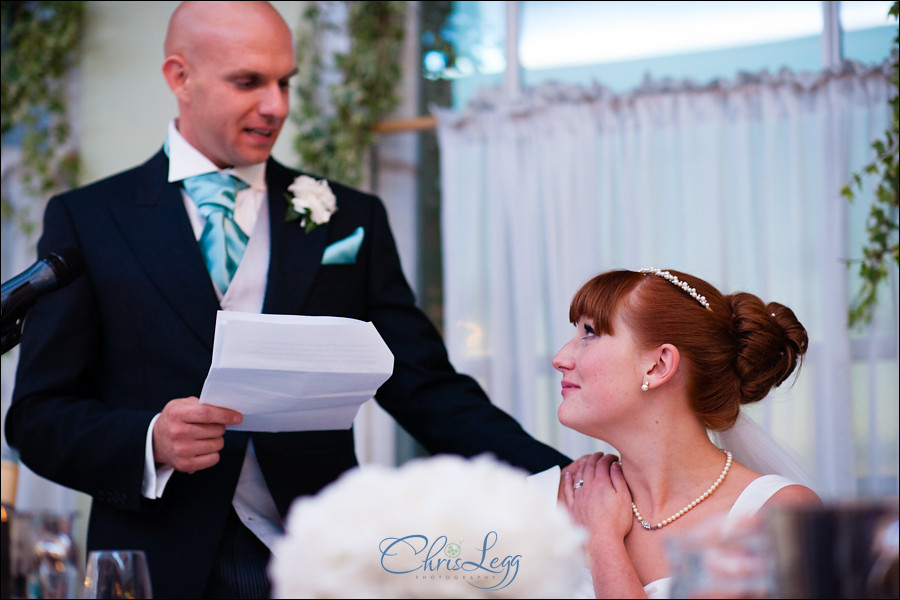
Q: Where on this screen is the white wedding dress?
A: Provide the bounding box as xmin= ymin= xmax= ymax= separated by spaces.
xmin=570 ymin=474 xmax=797 ymax=599
xmin=560 ymin=411 xmax=815 ymax=599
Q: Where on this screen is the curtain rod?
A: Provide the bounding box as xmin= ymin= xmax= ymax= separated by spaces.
xmin=372 ymin=115 xmax=437 ymax=134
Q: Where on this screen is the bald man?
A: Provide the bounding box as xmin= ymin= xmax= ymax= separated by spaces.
xmin=5 ymin=2 xmax=571 ymax=598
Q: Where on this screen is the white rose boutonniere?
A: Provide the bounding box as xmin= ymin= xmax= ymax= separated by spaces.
xmin=285 ymin=175 xmax=337 ymax=233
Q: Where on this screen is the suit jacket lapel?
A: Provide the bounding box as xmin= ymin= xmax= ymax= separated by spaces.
xmin=262 ymin=160 xmax=328 ymax=315
xmin=113 ymin=150 xmax=220 ymax=350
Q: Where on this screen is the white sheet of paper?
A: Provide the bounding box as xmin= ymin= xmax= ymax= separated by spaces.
xmin=527 ymin=465 xmax=561 ymax=511
xmin=198 ymin=311 xmax=394 ymax=432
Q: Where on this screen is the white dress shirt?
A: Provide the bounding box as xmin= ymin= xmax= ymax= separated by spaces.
xmin=140 ymin=120 xmax=285 ymax=551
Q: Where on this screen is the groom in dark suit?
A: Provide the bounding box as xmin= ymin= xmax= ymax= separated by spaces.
xmin=4 ymin=2 xmax=571 ymax=598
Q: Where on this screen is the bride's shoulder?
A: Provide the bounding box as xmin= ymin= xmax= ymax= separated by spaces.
xmin=764 ymin=481 xmax=821 ymax=508
xmin=732 ymin=463 xmax=821 ymax=509
xmin=727 ymin=463 xmax=820 ymax=510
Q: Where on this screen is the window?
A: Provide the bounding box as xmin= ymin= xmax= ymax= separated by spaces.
xmin=842 ymin=0 xmax=899 ymax=62
xmin=434 ymin=1 xmax=896 ymax=105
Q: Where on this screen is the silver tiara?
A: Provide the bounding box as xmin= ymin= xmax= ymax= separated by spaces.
xmin=639 ymin=268 xmax=711 ymax=311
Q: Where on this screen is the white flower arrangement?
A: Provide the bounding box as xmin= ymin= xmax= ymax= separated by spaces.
xmin=269 ymin=454 xmax=587 ymax=599
xmin=286 ymin=175 xmax=337 ymax=233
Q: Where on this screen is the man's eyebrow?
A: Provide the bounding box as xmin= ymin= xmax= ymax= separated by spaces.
xmin=225 ymin=70 xmax=261 ymax=80
xmin=225 ymin=67 xmax=299 ymax=80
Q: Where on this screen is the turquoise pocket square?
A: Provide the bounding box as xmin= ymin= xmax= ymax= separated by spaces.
xmin=322 ymin=226 xmax=365 ymax=265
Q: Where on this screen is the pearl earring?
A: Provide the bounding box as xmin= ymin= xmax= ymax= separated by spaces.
xmin=641 ymin=382 xmax=649 ymax=392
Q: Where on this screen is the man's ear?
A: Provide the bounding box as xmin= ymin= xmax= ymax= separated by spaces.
xmin=641 ymin=344 xmax=680 ymax=391
xmin=162 ymin=55 xmax=190 ymax=100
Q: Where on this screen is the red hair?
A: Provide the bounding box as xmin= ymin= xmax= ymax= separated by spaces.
xmin=569 ymin=269 xmax=808 ymax=430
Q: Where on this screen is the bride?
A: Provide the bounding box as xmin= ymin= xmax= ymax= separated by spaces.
xmin=553 ymin=268 xmax=821 ymax=598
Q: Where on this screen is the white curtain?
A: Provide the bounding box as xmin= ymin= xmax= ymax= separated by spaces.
xmin=435 ymin=61 xmax=898 ymax=501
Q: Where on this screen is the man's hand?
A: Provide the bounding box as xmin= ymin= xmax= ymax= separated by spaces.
xmin=152 ymin=396 xmax=243 ymax=473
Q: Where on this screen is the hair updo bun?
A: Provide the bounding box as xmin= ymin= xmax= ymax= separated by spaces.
xmin=727 ymin=293 xmax=808 ymax=405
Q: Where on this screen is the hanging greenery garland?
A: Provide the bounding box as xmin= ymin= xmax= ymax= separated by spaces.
xmin=1 ymin=1 xmax=84 ymax=236
xmin=292 ymin=0 xmax=407 ymax=188
xmin=841 ymin=1 xmax=899 ymax=327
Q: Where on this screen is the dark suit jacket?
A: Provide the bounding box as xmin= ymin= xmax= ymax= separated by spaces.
xmin=5 ymin=149 xmax=570 ymax=598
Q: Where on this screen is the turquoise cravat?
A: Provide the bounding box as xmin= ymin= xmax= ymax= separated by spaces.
xmin=183 ymin=172 xmax=250 ymax=295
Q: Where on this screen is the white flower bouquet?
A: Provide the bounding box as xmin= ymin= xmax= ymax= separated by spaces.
xmin=269 ymin=454 xmax=586 ymax=599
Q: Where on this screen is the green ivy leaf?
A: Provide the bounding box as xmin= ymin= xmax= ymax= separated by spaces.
xmin=845 ymin=1 xmax=900 ymax=327
xmin=1 ymin=1 xmax=84 ymax=230
xmin=291 ymin=1 xmax=407 ymax=187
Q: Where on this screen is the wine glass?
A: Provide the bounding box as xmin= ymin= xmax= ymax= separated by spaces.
xmin=81 ymin=550 xmax=153 ymax=599
xmin=667 ymin=511 xmax=775 ymax=599
xmin=19 ymin=511 xmax=81 ymax=599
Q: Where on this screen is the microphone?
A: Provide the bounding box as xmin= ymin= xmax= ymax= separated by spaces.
xmin=1 ymin=248 xmax=84 ymax=354
xmin=1 ymin=249 xmax=84 ymax=315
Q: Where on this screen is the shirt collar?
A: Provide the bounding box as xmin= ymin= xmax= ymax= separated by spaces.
xmin=165 ymin=120 xmax=266 ymax=191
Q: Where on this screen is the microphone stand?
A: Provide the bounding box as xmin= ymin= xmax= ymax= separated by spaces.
xmin=2 ymin=317 xmax=25 ymax=355
xmin=1 ymin=284 xmax=35 ymax=355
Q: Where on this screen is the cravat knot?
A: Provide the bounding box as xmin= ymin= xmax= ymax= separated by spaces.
xmin=183 ymin=172 xmax=251 ymax=294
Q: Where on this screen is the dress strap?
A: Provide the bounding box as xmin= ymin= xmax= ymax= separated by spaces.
xmin=723 ymin=474 xmax=795 ymax=534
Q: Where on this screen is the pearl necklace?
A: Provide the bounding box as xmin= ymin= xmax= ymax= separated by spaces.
xmin=631 ymin=449 xmax=733 ymax=531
